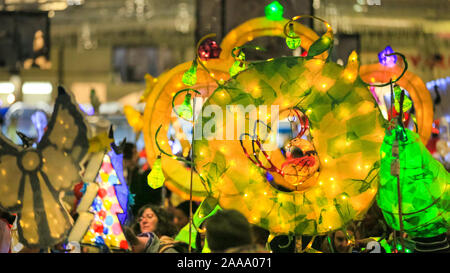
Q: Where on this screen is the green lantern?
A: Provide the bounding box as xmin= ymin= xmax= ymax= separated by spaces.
xmin=393 ymin=86 xmax=412 ymax=113
xmin=147 ymin=156 xmax=165 ymax=189
xmin=285 ymin=23 xmax=301 ymax=50
xmin=182 ymin=60 xmax=198 ymax=86
xmin=377 ymin=127 xmax=450 ymax=238
xmin=229 ymin=51 xmax=246 ymax=77
xmin=174 ymin=196 xmax=221 ymax=250
xmin=177 ymin=93 xmax=193 ymax=120
xmin=265 ymin=1 xmax=284 ymax=21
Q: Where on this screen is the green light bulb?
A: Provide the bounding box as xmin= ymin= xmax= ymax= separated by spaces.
xmin=265 ymin=1 xmax=284 ymax=21
xmin=393 ymin=85 xmax=402 ymax=97
xmin=178 ymin=93 xmax=193 ymax=120
xmin=393 ymin=86 xmax=412 ymax=112
xmin=229 ymin=61 xmax=246 ymax=77
xmin=147 ymin=156 xmax=165 ymax=189
xmin=286 ymin=24 xmax=301 ymax=49
xmin=182 ymin=60 xmax=198 ymax=86
xmin=230 ymin=50 xmax=246 ymax=77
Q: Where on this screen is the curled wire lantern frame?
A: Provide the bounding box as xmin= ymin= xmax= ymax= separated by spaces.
xmin=230 ymin=45 xmax=266 ymax=65
xmin=238 ymin=107 xmax=318 ymax=193
xmin=362 ymin=52 xmax=408 ymax=88
xmin=283 ymin=15 xmax=333 ymax=39
xmin=154 ymin=124 xmax=194 ymax=167
xmin=283 ymin=15 xmax=334 ymax=59
xmin=359 ymin=53 xmax=433 ymax=144
xmin=171 ymin=88 xmax=202 ymax=121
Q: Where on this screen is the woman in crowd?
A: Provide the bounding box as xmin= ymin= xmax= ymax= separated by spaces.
xmin=124 ymin=204 xmax=188 ymax=253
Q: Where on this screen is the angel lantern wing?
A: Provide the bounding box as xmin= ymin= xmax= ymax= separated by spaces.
xmin=0 ymin=86 xmax=89 ymax=248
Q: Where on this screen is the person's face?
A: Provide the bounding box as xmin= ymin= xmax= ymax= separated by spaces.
xmin=334 ymin=230 xmax=349 ymax=253
xmin=173 ymin=209 xmax=189 ymax=230
xmin=139 ymin=208 xmax=158 ymax=234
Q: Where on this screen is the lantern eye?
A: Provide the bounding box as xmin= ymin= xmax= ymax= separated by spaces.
xmin=290 ymin=146 xmax=304 ymax=158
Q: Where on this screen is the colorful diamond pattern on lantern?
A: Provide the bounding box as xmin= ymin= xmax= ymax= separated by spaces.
xmin=81 ymin=154 xmax=129 ymax=250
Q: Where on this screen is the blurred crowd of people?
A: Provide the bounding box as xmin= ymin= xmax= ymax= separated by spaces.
xmin=0 ymin=142 xmax=448 ymax=253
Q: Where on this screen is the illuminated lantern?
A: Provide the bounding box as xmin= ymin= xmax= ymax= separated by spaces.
xmin=147 ymin=156 xmax=165 ymax=189
xmin=229 ymin=49 xmax=247 ymax=77
xmin=193 ymin=44 xmax=384 ymax=235
xmin=177 ymin=93 xmax=193 ymax=120
xmin=182 ymin=60 xmax=198 ymax=86
xmin=360 ymin=59 xmax=433 ymax=145
xmin=81 ymin=144 xmax=130 ymax=251
xmin=142 ymin=15 xmax=325 ymax=202
xmin=123 ymin=106 xmax=144 ymax=133
xmin=393 ymin=86 xmax=412 ymax=113
xmin=378 ymin=127 xmax=449 ymax=238
xmin=285 ymin=23 xmax=301 ymax=50
xmin=198 ymin=38 xmax=221 ymax=61
xmin=175 ymin=196 xmax=221 ymax=251
xmin=0 ymin=86 xmax=89 ymax=248
xmin=378 ymin=46 xmax=397 ymax=67
xmin=265 ymin=1 xmax=284 ymax=21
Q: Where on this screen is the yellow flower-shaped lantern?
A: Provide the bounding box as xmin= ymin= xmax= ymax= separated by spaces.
xmin=141 ymin=16 xmax=327 ymax=201
xmin=141 ymin=14 xmax=434 ymax=237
